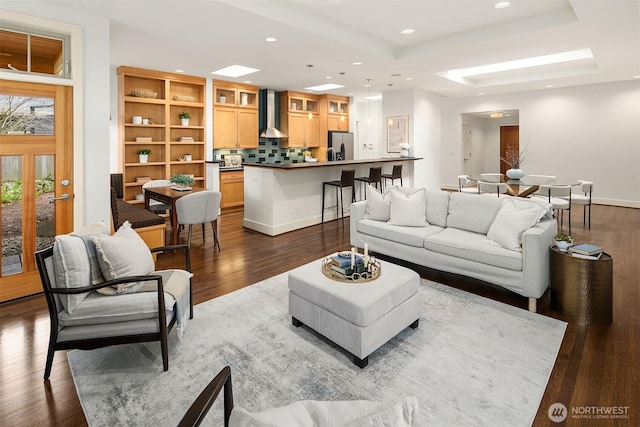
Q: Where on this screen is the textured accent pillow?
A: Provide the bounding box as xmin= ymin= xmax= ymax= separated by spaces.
xmin=389 ymin=188 xmax=428 ymax=227
xmin=487 ymin=198 xmax=547 ymax=251
xmin=52 ymin=234 xmax=92 ymax=313
xmin=91 ymin=221 xmax=155 ymax=294
xmin=71 ymin=222 xmax=109 ymax=285
xmin=362 ymin=185 xmax=391 ymax=221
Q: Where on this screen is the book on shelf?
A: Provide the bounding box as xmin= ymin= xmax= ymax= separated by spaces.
xmin=179 ymin=136 xmax=194 ymax=142
xmin=135 ymin=136 xmax=152 ymax=142
xmin=570 ymin=252 xmax=604 ymax=260
xmin=135 ymin=176 xmax=151 ymax=183
xmin=568 ymin=243 xmax=603 ymax=256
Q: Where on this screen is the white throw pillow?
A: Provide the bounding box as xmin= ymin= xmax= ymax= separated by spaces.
xmin=389 ymin=188 xmax=428 ymax=227
xmin=52 ymin=234 xmax=92 ymax=313
xmin=363 ymin=185 xmax=391 ymax=221
xmin=91 ymin=221 xmax=155 ymax=294
xmin=487 ymin=198 xmax=547 ymax=251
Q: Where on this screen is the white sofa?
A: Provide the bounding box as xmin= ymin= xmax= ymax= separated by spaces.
xmin=350 ymin=189 xmax=557 ymax=312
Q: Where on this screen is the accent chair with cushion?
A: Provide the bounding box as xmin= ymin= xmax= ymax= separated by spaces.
xmin=178 ymin=366 xmax=418 ymax=427
xmin=35 ymin=221 xmax=193 ymax=380
xmin=175 ymin=190 xmax=222 ymax=251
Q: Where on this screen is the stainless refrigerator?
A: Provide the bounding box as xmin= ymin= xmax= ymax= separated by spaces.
xmin=328 ymin=131 xmax=354 ymax=161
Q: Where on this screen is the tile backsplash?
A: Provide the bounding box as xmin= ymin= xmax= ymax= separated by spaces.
xmin=213 ymin=137 xmax=307 ymax=164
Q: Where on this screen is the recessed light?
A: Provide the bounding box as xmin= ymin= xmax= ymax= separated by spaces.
xmin=244 ymin=80 xmax=252 ymax=84
xmin=264 ymin=37 xmax=277 ymax=42
xmin=211 ymin=65 xmax=260 ymax=78
xmin=175 ymin=69 xmax=184 ymax=73
xmin=478 ymin=92 xmax=485 ymax=95
xmin=405 ymin=77 xmax=414 ymax=81
xmin=304 ymin=83 xmax=345 ymax=92
xmin=634 ymin=75 xmax=640 ymax=79
xmin=325 ymin=76 xmax=333 ymax=79
xmin=352 ymin=61 xmax=363 ymax=66
xmin=494 ymin=2 xmax=510 ymax=9
xmin=400 ymin=28 xmax=415 ymax=35
xmin=545 ymin=84 xmax=554 ymax=88
xmin=489 ymin=112 xmax=504 ymax=118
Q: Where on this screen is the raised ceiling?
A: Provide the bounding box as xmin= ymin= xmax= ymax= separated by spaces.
xmin=41 ymin=0 xmax=639 ymax=98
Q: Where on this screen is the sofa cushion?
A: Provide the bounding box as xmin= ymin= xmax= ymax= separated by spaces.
xmin=52 ymin=234 xmax=92 ymax=314
xmin=357 ymin=219 xmax=444 ymax=248
xmin=425 ymin=190 xmax=450 ymax=227
xmin=446 ymin=192 xmax=503 ymax=234
xmin=487 ymin=198 xmax=549 ymax=251
xmin=362 ymin=185 xmax=391 ymax=221
xmin=424 ymin=228 xmax=523 ymax=271
xmin=91 ymin=221 xmax=155 ymax=294
xmin=389 ymin=188 xmax=427 ymax=227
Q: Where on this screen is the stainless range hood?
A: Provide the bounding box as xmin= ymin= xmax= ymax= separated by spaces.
xmin=260 ymin=89 xmax=288 ymax=138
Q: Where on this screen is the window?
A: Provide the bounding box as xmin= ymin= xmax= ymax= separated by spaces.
xmin=0 ymin=26 xmax=70 ymax=78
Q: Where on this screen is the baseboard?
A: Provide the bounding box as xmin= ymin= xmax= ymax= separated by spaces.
xmin=243 ymin=210 xmax=350 ymax=236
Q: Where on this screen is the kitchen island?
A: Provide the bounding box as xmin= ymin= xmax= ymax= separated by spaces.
xmin=243 ymin=157 xmax=421 ymax=236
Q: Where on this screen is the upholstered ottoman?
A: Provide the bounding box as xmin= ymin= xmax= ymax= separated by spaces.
xmin=288 ymin=256 xmax=421 ymax=368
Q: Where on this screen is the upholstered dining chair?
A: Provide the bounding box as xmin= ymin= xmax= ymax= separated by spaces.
xmin=178 ymin=366 xmax=418 ymax=427
xmin=354 ymin=166 xmax=382 ymax=199
xmin=537 ymin=184 xmax=572 ymax=234
xmin=381 ymin=164 xmax=403 ymax=189
xmin=477 ymin=181 xmax=508 ymax=197
xmin=457 ymin=175 xmax=477 ymax=193
xmin=142 ymin=179 xmax=172 ymax=215
xmin=567 ymin=180 xmax=593 ymax=229
xmin=175 ymin=190 xmax=222 ymax=251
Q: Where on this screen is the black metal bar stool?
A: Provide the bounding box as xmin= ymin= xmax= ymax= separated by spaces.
xmin=354 ymin=167 xmax=382 ymax=199
xmin=322 ymin=169 xmax=355 ymax=223
xmin=381 ymin=164 xmax=403 ymax=190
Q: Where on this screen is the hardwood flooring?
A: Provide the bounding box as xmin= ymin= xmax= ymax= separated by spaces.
xmin=0 ymin=204 xmax=637 ymax=426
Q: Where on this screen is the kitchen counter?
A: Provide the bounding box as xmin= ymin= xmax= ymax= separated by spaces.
xmin=243 ymin=157 xmax=421 ymax=236
xmin=243 ymin=156 xmax=421 ymax=170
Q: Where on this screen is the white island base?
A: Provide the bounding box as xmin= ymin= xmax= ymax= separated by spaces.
xmin=243 ymin=159 xmax=416 ymax=236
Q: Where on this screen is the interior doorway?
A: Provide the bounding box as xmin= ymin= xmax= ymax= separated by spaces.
xmin=0 ymin=80 xmax=74 ymax=302
xmin=500 ymin=125 xmax=520 ymax=174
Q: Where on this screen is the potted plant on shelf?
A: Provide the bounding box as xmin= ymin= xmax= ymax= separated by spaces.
xmin=170 ymin=173 xmax=195 ymax=190
xmin=179 ymin=112 xmax=191 ymax=126
xmin=137 ymin=148 xmax=151 ymax=163
xmin=554 ymin=233 xmax=574 ymax=252
xmin=501 ymin=141 xmax=534 ymax=179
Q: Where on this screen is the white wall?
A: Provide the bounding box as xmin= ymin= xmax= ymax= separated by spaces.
xmin=1 ymin=2 xmax=112 ymax=226
xmin=443 ymin=81 xmax=640 ymax=207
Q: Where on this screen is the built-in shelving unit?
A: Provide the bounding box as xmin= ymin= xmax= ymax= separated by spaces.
xmin=118 ymin=66 xmax=206 ymax=203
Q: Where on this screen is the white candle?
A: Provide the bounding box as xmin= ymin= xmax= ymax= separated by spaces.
xmin=351 ymin=247 xmax=355 ymax=269
xmin=364 ymin=244 xmax=368 ymax=258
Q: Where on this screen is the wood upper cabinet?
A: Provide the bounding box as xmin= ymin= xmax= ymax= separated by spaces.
xmin=324 ymin=95 xmax=350 ymax=131
xmin=118 ymin=66 xmax=206 ymax=203
xmin=279 ymin=91 xmax=320 ymax=148
xmin=213 ymin=81 xmax=259 ymax=149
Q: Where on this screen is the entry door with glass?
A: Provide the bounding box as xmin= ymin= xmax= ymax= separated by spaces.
xmin=0 ymin=80 xmax=73 ymax=302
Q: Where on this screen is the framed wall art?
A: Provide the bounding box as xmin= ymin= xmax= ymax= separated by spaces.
xmin=386 ymin=116 xmax=409 ymax=153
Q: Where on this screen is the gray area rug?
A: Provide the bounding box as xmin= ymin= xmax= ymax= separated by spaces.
xmin=68 ymin=273 xmax=566 ymax=426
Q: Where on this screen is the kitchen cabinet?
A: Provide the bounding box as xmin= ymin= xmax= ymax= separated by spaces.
xmin=220 ymin=170 xmax=244 ymax=209
xmin=325 ymin=95 xmax=350 ymax=131
xmin=279 ymin=91 xmax=320 ymax=148
xmin=213 ymin=81 xmax=259 ymax=149
xmin=118 ymin=66 xmax=206 ymax=203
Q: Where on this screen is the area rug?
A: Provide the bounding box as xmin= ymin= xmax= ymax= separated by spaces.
xmin=68 ymin=273 xmax=566 ymax=426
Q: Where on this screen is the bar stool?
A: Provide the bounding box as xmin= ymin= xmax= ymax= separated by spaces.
xmin=354 ymin=166 xmax=382 ymax=199
xmin=322 ymin=169 xmax=355 ymax=223
xmin=381 ymin=164 xmax=403 ymax=189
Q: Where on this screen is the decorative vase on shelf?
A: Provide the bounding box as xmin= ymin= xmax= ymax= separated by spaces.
xmin=181 ymin=118 xmax=189 ymax=126
xmin=506 ymin=168 xmax=524 ymax=179
xmin=400 ymin=149 xmax=409 ymax=157
xmin=139 ymin=154 xmax=149 ymax=164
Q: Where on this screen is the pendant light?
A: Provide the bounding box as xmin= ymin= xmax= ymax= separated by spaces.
xmin=365 ymin=79 xmax=372 ymax=123
xmin=307 ymin=64 xmax=313 ymax=119
xmin=339 ymin=72 xmax=346 ymax=122
xmin=387 ymin=83 xmax=394 ymax=125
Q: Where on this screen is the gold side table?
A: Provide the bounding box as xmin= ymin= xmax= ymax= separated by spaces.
xmin=550 ymin=246 xmax=613 ymax=325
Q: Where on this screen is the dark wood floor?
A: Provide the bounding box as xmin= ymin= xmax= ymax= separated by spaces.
xmin=1 ymin=204 xmax=638 ymax=426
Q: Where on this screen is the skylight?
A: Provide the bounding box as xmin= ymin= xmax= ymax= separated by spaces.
xmin=304 ymin=83 xmax=344 ymax=92
xmin=211 ymin=65 xmax=260 ymax=78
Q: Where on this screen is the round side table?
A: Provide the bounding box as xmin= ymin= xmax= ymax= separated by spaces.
xmin=550 ymin=246 xmax=613 ymax=325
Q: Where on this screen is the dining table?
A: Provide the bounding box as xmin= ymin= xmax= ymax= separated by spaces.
xmin=468 ymin=175 xmax=579 ymax=198
xmin=144 ymin=185 xmax=208 ymax=245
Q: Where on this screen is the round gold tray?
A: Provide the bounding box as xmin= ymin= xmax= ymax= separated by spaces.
xmin=321 ymin=256 xmax=381 ymax=283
